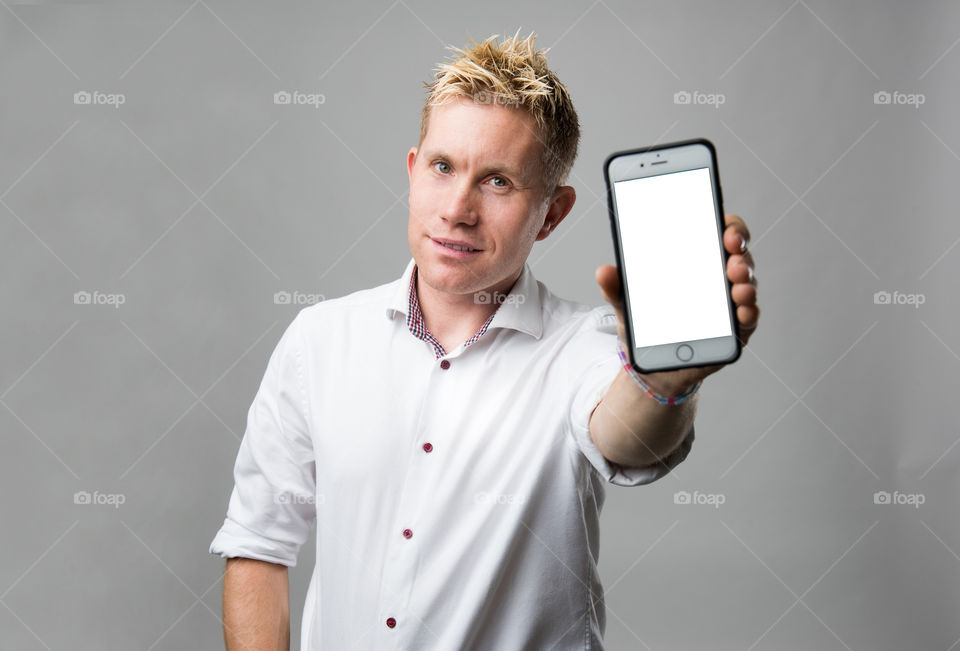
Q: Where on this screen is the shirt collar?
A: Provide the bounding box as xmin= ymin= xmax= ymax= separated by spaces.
xmin=386 ymin=257 xmax=543 ymax=340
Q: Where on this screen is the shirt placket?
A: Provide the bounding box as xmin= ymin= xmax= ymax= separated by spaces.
xmin=374 ymin=345 xmax=461 ymax=647
xmin=374 ymin=267 xmax=494 ymax=645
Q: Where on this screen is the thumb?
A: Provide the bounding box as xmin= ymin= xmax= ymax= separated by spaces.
xmin=595 ymin=264 xmax=628 ymax=344
xmin=595 ymin=264 xmax=623 ymax=310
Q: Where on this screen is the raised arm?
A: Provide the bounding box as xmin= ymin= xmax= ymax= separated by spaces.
xmin=591 ymin=214 xmax=759 ymax=468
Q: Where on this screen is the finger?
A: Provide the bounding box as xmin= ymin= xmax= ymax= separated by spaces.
xmin=723 ymin=224 xmax=749 ymax=255
xmin=723 ymin=214 xmax=751 ymax=242
xmin=595 ymin=265 xmax=629 ymax=345
xmin=723 ymin=215 xmax=750 ymax=250
xmin=731 ymin=282 xmax=757 ymax=306
xmin=737 ymin=304 xmax=760 ymax=328
xmin=726 ymin=254 xmax=757 ymax=286
xmin=736 ymin=304 xmax=760 ymax=345
xmin=727 ymin=251 xmax=756 ymax=270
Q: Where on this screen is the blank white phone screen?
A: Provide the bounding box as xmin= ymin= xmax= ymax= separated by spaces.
xmin=614 ymin=167 xmax=732 ymax=348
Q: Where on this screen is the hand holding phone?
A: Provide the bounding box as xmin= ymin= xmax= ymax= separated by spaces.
xmin=604 ymin=139 xmax=741 ymax=373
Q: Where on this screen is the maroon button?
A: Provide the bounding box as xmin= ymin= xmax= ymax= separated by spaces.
xmin=402 ymin=528 xmax=413 ymax=539
xmin=440 ymin=359 xmax=450 ymax=370
xmin=422 ymin=442 xmax=433 ymax=453
xmin=386 ymin=617 xmax=396 ymax=628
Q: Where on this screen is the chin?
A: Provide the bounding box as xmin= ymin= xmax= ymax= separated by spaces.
xmin=419 ymin=260 xmax=487 ymax=295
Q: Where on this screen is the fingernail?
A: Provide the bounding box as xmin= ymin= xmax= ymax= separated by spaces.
xmin=748 ymin=266 xmax=755 ymax=283
xmin=739 ymin=236 xmax=747 ymax=253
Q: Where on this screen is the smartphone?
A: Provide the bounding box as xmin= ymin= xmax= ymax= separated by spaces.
xmin=604 ymin=138 xmax=740 ymax=373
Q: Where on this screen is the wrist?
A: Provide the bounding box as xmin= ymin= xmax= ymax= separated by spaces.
xmin=616 ymin=337 xmax=702 ymax=406
xmin=635 ymin=372 xmax=700 ymax=398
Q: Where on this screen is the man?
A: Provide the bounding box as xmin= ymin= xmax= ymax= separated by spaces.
xmin=209 ymin=32 xmax=758 ymax=650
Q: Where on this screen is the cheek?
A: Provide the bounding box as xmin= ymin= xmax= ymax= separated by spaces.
xmin=410 ymin=180 xmax=441 ymax=218
xmin=518 ymin=204 xmax=547 ymax=240
xmin=492 ymin=208 xmax=543 ymax=255
xmin=407 ymin=189 xmax=423 ymax=239
xmin=407 ymin=187 xmax=428 ymax=223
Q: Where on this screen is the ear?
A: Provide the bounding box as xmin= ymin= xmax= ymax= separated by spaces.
xmin=407 ymin=147 xmax=418 ymax=181
xmin=535 ymin=185 xmax=577 ymax=241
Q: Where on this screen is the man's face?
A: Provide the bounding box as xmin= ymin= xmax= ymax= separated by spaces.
xmin=407 ymin=97 xmax=567 ymax=298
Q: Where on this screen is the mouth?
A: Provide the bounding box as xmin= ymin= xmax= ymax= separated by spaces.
xmin=432 ymin=238 xmax=482 ymax=254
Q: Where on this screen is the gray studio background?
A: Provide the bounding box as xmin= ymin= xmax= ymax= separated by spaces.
xmin=2 ymin=1 xmax=958 ymax=649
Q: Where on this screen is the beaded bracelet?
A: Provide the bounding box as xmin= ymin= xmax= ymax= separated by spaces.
xmin=616 ymin=338 xmax=702 ymax=406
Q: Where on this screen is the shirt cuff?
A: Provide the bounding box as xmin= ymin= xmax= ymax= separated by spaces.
xmin=575 ymin=421 xmax=695 ymax=487
xmin=209 ymin=517 xmax=302 ymax=567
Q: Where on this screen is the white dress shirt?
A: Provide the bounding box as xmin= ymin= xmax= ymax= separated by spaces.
xmin=209 ymin=258 xmax=695 ymax=650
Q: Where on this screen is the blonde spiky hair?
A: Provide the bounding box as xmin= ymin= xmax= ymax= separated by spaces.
xmin=419 ymin=31 xmax=581 ymax=192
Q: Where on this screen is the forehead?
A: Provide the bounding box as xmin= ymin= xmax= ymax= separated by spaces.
xmin=422 ymin=98 xmax=543 ymax=167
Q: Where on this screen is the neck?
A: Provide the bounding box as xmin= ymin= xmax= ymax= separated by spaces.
xmin=416 ymin=266 xmax=522 ymax=351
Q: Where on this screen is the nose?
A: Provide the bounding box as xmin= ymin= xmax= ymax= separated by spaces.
xmin=439 ymin=177 xmax=479 ymax=227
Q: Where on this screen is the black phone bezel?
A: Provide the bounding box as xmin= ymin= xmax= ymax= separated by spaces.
xmin=602 ymin=138 xmax=742 ymax=374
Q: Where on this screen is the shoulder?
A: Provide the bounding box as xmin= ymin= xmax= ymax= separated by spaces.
xmin=538 ymin=280 xmax=618 ymax=339
xmin=283 ymin=275 xmax=403 ymax=350
xmin=294 ymin=275 xmax=399 ymax=322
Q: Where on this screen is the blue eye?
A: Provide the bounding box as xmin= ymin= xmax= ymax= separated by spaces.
xmin=434 ymin=161 xmax=451 ymax=174
xmin=491 ymin=176 xmax=507 ymax=187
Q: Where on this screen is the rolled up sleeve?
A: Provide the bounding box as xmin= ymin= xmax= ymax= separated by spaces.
xmin=209 ymin=313 xmax=317 ymax=567
xmin=566 ymin=307 xmax=695 ymax=487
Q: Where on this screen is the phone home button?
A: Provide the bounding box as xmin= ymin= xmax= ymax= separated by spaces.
xmin=676 ymin=344 xmax=694 ymax=362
